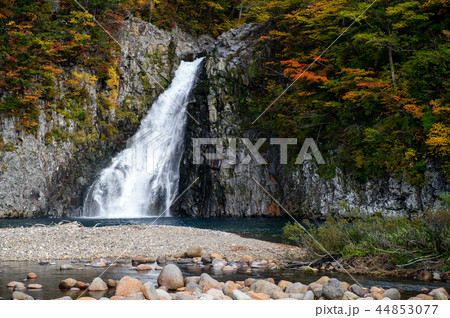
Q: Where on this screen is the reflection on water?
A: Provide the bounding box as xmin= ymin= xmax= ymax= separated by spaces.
xmin=0 ymin=259 xmax=448 ymax=300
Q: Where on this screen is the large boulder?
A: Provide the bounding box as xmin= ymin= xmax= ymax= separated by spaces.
xmin=59 ymin=278 xmax=77 ymax=289
xmin=157 ymin=264 xmax=184 ymax=290
xmin=115 ymin=276 xmax=143 ymax=296
xmin=88 ymin=277 xmax=108 ymax=291
xmin=250 ymin=280 xmax=282 ymax=298
xmin=322 ymin=278 xmax=344 ymax=300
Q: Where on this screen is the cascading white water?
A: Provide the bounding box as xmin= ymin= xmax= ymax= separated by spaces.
xmin=82 ymin=58 xmax=204 ymax=218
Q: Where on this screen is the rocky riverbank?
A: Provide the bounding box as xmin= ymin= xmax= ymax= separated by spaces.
xmin=0 ymin=222 xmax=303 ymax=262
xmin=6 ymin=262 xmax=449 ymax=300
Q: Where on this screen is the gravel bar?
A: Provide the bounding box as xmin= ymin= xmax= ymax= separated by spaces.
xmin=0 ymin=222 xmax=303 ymax=261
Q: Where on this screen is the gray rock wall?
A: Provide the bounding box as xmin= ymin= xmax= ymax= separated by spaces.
xmin=0 ymin=17 xmax=213 ymax=218
xmin=177 ymin=23 xmax=449 ymax=218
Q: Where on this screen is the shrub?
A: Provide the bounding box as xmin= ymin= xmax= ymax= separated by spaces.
xmin=283 ymin=207 xmax=450 ymax=268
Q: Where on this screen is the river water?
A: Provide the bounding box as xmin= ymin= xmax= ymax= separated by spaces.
xmin=0 ymin=217 xmax=448 ymax=300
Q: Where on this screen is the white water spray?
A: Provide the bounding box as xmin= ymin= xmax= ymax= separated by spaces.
xmin=83 ymin=58 xmax=203 ymax=218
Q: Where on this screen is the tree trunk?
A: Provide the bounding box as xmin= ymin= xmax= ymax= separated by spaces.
xmin=388 ymin=46 xmax=397 ymax=88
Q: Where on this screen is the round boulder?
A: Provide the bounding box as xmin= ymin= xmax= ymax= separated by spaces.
xmin=88 ymin=277 xmax=108 ymax=291
xmin=157 ymin=264 xmax=184 ymax=290
xmin=322 ymin=278 xmax=344 ymax=300
xmin=115 ymin=276 xmax=143 ymax=296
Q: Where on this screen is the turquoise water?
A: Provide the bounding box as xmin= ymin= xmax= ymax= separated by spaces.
xmin=0 ymin=217 xmax=292 ymax=243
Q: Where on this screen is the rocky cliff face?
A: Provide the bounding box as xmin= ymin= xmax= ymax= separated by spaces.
xmin=0 ymin=19 xmax=447 ymax=218
xmin=0 ymin=17 xmax=213 ymax=218
xmin=177 ymin=23 xmax=449 ymax=218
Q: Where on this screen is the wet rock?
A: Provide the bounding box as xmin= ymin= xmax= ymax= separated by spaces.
xmin=157 ymin=264 xmax=184 ymax=290
xmin=250 ymin=280 xmax=282 ymax=298
xmin=383 ymin=288 xmax=400 ymax=300
xmin=231 ymin=289 xmax=253 ymax=300
xmin=59 ymin=278 xmax=77 ymax=289
xmin=433 ymin=272 xmax=441 ymax=281
xmin=322 ymin=278 xmax=344 ymax=300
xmin=186 ymin=246 xmax=202 ymax=257
xmin=56 ymin=296 xmax=72 ymax=300
xmin=272 ymin=290 xmax=289 ymax=299
xmin=184 ymin=276 xmax=201 ymax=285
xmin=115 ymin=276 xmax=143 ymax=296
xmin=136 ymin=264 xmax=153 ymax=271
xmin=156 ymin=289 xmax=172 ymax=300
xmin=142 ymin=282 xmax=159 ymax=300
xmin=247 ymin=290 xmax=271 ymax=300
xmin=14 ymin=284 xmax=27 ymax=292
xmin=341 ymin=282 xmax=350 ymax=291
xmin=27 ymin=273 xmax=37 ymax=279
xmin=76 ymin=281 xmax=89 ymax=289
xmin=416 ymin=294 xmax=433 ymax=300
xmin=316 ymin=276 xmax=330 ymax=285
xmin=12 ymin=291 xmax=34 ymax=300
xmin=223 ymin=265 xmax=236 ymax=272
xmin=156 ymin=255 xmax=166 ymax=264
xmin=349 ymin=284 xmax=366 ymax=297
xmin=432 ymin=292 xmax=448 ymax=300
xmin=38 ymin=261 xmax=49 ymax=265
xmin=344 ymin=291 xmax=359 ymax=300
xmin=177 ymin=258 xmax=192 ymax=264
xmin=201 ymin=256 xmax=212 ymax=263
xmin=132 ymin=256 xmax=156 ymax=266
xmin=289 ymin=293 xmax=305 ymax=300
xmin=60 ymin=264 xmax=74 ymax=270
xmin=429 ymin=288 xmax=449 ymax=298
xmin=176 ymin=293 xmax=199 ymax=300
xmin=303 ymin=290 xmax=315 ymax=300
xmin=308 ymin=282 xmax=323 ymax=297
xmin=88 ymin=277 xmax=108 ymax=291
xmin=198 ymin=273 xmax=220 ymax=289
xmin=285 ymin=283 xmax=308 ymax=294
xmin=206 ymin=288 xmax=224 ymax=298
xmin=251 ymin=262 xmax=268 ymax=268
xmin=70 ymin=287 xmax=80 ymax=292
xmin=107 ymin=279 xmax=117 ymax=288
xmin=185 ymin=282 xmax=203 ymax=293
xmin=27 ymin=284 xmax=43 ymax=289
xmin=7 ymin=281 xmax=25 ymax=288
xmin=278 ymin=280 xmax=293 ymax=291
xmin=222 ymin=281 xmax=236 ymax=297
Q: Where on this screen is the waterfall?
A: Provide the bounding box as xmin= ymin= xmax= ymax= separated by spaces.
xmin=82 ymin=58 xmax=204 ymax=218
